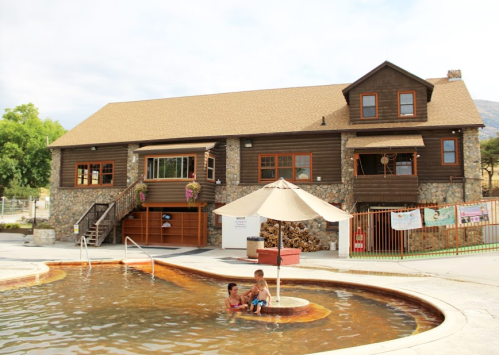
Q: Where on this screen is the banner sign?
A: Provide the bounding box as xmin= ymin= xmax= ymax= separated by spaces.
xmin=391 ymin=209 xmax=422 ymax=231
xmin=457 ymin=203 xmax=489 ymax=224
xmin=424 ymin=206 xmax=456 ymax=227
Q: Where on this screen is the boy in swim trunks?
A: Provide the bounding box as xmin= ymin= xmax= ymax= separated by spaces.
xmin=242 ymin=269 xmax=272 ymax=306
xmin=249 ymin=280 xmax=270 ymax=314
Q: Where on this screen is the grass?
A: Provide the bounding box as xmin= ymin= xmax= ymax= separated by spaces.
xmin=351 ymin=242 xmax=499 ymax=259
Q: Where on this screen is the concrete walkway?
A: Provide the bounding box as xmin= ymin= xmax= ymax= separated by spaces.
xmin=1 ymin=232 xmax=498 ymax=355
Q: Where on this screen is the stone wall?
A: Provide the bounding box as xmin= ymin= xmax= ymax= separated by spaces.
xmin=407 ymin=226 xmax=484 ymax=252
xmin=419 ymin=183 xmax=464 ymax=204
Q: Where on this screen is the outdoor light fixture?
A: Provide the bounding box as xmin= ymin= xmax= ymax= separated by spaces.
xmin=245 ymin=139 xmax=253 ymax=148
xmin=90 ymin=146 xmax=97 ymax=151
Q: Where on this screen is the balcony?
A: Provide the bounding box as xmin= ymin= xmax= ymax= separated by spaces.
xmin=353 ymin=175 xmax=419 ymax=203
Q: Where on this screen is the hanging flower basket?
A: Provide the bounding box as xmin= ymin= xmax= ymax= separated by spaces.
xmin=135 ymin=182 xmax=148 ymax=206
xmin=185 ymin=182 xmax=201 ymax=207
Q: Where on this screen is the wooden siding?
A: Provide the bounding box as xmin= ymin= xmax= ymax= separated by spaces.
xmin=355 ymin=129 xmax=463 ymax=183
xmin=138 ymin=149 xmax=216 ymax=203
xmin=417 ymin=130 xmax=463 ymax=183
xmin=212 ymin=139 xmax=226 ymax=184
xmin=60 ymin=146 xmax=128 ymax=188
xmin=354 ymin=175 xmax=419 ymax=202
xmin=349 ymin=66 xmax=428 ymax=124
xmin=240 ymin=134 xmax=341 ymax=184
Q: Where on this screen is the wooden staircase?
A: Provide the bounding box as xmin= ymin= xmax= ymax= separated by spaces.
xmin=75 ymin=180 xmax=140 ymax=246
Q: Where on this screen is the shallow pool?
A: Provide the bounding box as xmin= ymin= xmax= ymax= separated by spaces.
xmin=0 ymin=264 xmax=442 ymax=354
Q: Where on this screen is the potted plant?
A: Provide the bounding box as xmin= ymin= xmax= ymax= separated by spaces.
xmin=33 ymin=221 xmax=56 ymax=245
xmin=185 ymin=182 xmax=201 ymax=207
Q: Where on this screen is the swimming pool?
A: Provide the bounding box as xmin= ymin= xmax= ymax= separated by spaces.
xmin=0 ymin=263 xmax=442 ymax=354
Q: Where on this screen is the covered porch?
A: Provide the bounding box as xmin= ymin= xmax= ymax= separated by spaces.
xmin=347 ymin=135 xmax=424 ymax=203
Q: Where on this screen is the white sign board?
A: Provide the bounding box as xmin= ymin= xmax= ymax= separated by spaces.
xmin=222 ymin=215 xmax=267 ymax=249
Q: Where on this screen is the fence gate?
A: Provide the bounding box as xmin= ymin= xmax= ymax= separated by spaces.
xmin=350 ymin=199 xmax=499 ymax=259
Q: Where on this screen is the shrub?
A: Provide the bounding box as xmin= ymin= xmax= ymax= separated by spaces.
xmin=0 ymin=223 xmax=21 ymax=230
xmin=35 ymin=222 xmax=53 ymax=229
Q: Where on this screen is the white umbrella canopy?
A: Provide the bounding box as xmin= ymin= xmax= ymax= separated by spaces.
xmin=213 ymin=178 xmax=352 ymax=222
xmin=214 ymin=178 xmax=352 ymax=303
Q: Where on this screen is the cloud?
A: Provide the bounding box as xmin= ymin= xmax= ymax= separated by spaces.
xmin=1 ymin=0 xmax=498 ymax=129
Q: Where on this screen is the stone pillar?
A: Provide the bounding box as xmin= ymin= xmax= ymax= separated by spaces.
xmin=341 ymin=132 xmax=356 ymax=212
xmin=462 ymin=128 xmax=482 ymax=202
xmin=127 ymin=144 xmax=140 ymax=184
xmin=226 ymin=138 xmax=240 ymax=203
xmin=49 ymin=149 xmax=61 ymax=229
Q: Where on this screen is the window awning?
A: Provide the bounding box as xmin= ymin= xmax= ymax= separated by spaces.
xmin=346 ymin=135 xmax=424 ymax=150
xmin=134 ymin=142 xmax=217 ymax=154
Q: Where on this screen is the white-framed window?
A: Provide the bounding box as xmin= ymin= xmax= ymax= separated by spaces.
xmin=146 ymin=156 xmax=196 ymax=180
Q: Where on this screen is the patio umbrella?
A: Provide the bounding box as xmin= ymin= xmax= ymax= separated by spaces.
xmin=213 ymin=178 xmax=352 ymax=302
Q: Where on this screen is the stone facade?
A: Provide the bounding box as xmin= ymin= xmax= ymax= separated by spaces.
xmin=127 ymin=144 xmax=140 ymax=183
xmin=462 ymin=128 xmax=482 ymax=202
xmin=207 ymin=136 xmax=356 ymax=248
xmin=407 ymin=226 xmax=483 ymax=252
xmin=418 ymin=183 xmax=464 ymax=205
xmin=49 ymin=147 xmax=131 ymax=242
xmin=50 ymin=129 xmax=483 ymax=247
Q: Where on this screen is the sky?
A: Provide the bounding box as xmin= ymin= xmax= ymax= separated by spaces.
xmin=0 ymin=0 xmax=498 ymax=130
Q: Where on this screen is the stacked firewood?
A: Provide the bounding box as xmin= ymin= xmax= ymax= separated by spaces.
xmin=259 ymin=219 xmax=329 ymax=252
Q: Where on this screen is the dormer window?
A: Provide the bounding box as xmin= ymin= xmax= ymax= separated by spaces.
xmin=398 ymin=91 xmax=416 ymax=117
xmin=361 ymin=93 xmax=378 ymax=119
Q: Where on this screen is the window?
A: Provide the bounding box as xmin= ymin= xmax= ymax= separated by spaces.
xmin=399 ymin=91 xmax=416 ymax=117
xmin=442 ymin=138 xmax=458 ymax=165
xmin=75 ymin=162 xmax=114 ymax=186
xmin=207 ymin=155 xmax=215 ymax=182
xmin=214 ymin=203 xmax=224 ymax=227
xmin=327 ymin=203 xmax=342 ymax=230
xmin=259 ymin=154 xmax=312 ymax=182
xmin=361 ymin=93 xmax=378 ymax=119
xmin=395 ymin=153 xmax=413 ymax=175
xmin=146 ymin=156 xmax=195 ymax=180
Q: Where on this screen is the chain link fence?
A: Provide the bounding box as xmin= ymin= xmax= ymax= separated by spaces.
xmin=0 ymin=197 xmax=50 ymax=222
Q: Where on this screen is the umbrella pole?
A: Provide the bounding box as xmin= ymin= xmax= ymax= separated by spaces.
xmin=276 ymin=220 xmax=282 ymax=302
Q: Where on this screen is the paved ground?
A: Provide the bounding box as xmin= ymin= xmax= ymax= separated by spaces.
xmin=1 ymin=232 xmax=498 ymax=355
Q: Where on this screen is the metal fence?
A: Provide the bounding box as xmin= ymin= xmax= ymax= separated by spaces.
xmin=0 ymin=197 xmax=50 ymax=220
xmin=350 ymin=199 xmax=499 ymax=259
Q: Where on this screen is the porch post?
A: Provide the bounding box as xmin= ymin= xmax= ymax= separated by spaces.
xmin=339 ymin=218 xmax=350 ymax=258
xmin=146 ymin=206 xmax=149 ymax=246
xmin=197 ymin=204 xmax=201 ymax=247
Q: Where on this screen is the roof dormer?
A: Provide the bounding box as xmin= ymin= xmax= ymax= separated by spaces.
xmin=342 ymin=61 xmax=434 ymax=124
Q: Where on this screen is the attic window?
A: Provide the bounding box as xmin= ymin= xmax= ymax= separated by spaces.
xmin=399 ymin=91 xmax=416 ymax=117
xmin=361 ymin=93 xmax=378 ymax=119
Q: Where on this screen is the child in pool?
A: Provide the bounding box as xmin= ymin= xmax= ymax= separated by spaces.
xmin=249 ymin=280 xmax=270 ymax=314
xmin=242 ymin=269 xmax=272 ymax=306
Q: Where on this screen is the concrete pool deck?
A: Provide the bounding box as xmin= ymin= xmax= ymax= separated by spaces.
xmin=0 ymin=232 xmax=498 ymax=355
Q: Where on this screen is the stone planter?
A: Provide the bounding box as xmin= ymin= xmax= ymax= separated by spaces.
xmin=33 ymin=229 xmax=56 ymax=245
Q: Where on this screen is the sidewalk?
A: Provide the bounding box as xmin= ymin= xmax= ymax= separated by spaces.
xmin=1 ymin=232 xmax=498 ymax=355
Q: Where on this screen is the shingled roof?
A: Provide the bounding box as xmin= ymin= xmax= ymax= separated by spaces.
xmin=49 ymin=77 xmax=483 ymax=148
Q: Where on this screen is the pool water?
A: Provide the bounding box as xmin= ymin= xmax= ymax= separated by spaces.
xmin=0 ymin=264 xmax=442 ymax=354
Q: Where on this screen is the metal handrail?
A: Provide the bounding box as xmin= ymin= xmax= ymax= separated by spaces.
xmin=79 ymin=236 xmax=92 ymax=270
xmin=124 ymin=236 xmax=154 ymax=278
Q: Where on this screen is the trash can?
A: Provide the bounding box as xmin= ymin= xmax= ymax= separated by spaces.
xmin=247 ymin=236 xmax=264 ymax=259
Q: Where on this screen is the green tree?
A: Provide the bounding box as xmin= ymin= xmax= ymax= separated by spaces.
xmin=0 ymin=103 xmax=66 ymax=196
xmin=481 ymin=135 xmax=499 ymax=196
